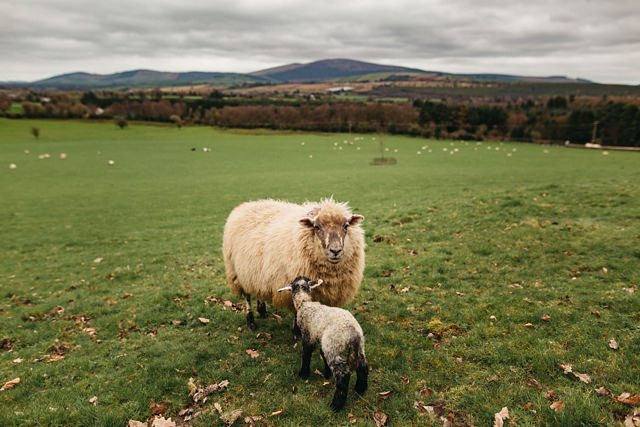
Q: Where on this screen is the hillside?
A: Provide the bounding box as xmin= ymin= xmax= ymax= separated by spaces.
xmin=26 ymin=69 xmax=272 ymax=89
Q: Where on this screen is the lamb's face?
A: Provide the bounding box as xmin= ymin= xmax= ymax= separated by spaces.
xmin=278 ymin=276 xmax=323 ymax=298
xmin=300 ymin=213 xmax=364 ymax=264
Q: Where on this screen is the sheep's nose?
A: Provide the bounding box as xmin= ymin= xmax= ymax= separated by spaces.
xmin=329 ymin=248 xmax=342 ymax=256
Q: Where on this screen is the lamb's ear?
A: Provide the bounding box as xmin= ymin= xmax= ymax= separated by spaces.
xmin=299 ymin=218 xmax=314 ymax=228
xmin=309 ymin=279 xmax=323 ymax=290
xmin=277 ymin=286 xmax=292 ymax=293
xmin=349 ymin=214 xmax=364 ymax=226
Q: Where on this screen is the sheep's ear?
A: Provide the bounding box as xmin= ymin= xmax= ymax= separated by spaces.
xmin=299 ymin=218 xmax=314 ymax=228
xmin=349 ymin=214 xmax=364 ymax=226
xmin=277 ymin=286 xmax=292 ymax=293
xmin=309 ymin=279 xmax=323 ymax=289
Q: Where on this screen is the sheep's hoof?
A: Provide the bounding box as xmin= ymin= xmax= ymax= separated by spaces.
xmin=246 ymin=312 xmax=257 ymax=330
xmin=298 ymin=369 xmax=310 ymax=379
xmin=330 ymin=398 xmax=346 ymax=412
xmin=257 ymin=302 xmax=269 ymax=319
xmin=323 ymin=367 xmax=333 ymax=379
xmin=355 ymin=380 xmax=368 ymax=394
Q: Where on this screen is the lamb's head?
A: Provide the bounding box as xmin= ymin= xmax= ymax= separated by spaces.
xmin=299 ymin=203 xmax=364 ymax=264
xmin=278 ymin=276 xmax=323 ymax=307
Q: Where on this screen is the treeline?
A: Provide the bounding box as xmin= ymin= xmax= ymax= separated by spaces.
xmin=3 ymin=90 xmax=640 ymax=146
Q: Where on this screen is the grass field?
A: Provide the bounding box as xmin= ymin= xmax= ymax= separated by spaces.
xmin=1 ymin=118 xmax=639 ymax=426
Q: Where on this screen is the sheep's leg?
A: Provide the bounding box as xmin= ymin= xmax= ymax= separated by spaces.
xmin=244 ymin=294 xmax=257 ymax=330
xmin=320 ymin=351 xmax=333 ymax=379
xmin=354 ymin=358 xmax=369 ymax=394
xmin=292 ymin=316 xmax=301 ymax=340
xmin=299 ymin=342 xmax=315 ymax=379
xmin=329 ymin=360 xmax=350 ymax=411
xmin=257 ymin=299 xmax=269 ymax=318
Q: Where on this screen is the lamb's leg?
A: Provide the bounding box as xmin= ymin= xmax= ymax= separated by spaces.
xmin=292 ymin=314 xmax=301 ymax=340
xmin=257 ymin=299 xmax=269 ymax=318
xmin=329 ymin=360 xmax=350 ymax=411
xmin=320 ymin=351 xmax=333 ymax=379
xmin=354 ymin=358 xmax=369 ymax=394
xmin=299 ymin=342 xmax=315 ymax=379
xmin=244 ymin=294 xmax=257 ymax=330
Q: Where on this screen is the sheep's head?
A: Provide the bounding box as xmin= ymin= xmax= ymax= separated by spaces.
xmin=299 ymin=208 xmax=364 ymax=264
xmin=277 ymin=276 xmax=323 ymax=295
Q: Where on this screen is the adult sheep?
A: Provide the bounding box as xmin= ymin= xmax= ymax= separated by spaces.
xmin=222 ymin=198 xmax=365 ymax=331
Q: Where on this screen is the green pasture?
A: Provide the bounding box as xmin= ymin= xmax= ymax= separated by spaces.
xmin=1 ymin=119 xmax=639 ymax=426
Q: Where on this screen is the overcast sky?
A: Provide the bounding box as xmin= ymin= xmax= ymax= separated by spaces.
xmin=1 ymin=0 xmax=639 ymax=84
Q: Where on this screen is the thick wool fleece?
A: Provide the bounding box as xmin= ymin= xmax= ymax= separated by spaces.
xmin=222 ymin=198 xmax=365 ymax=310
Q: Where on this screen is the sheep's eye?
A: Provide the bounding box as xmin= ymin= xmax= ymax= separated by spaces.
xmin=343 ymin=223 xmax=349 ymax=231
xmin=313 ymin=224 xmax=321 ymax=231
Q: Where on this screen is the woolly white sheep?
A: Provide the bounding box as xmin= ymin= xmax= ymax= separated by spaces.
xmin=222 ymin=198 xmax=365 ymax=330
xmin=278 ymin=276 xmax=368 ymax=411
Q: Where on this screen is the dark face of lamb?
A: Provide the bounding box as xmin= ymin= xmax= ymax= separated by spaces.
xmin=300 ymin=213 xmax=364 ymax=264
xmin=278 ymin=276 xmax=322 ymax=297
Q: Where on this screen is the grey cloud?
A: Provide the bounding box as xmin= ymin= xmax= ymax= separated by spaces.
xmin=1 ymin=0 xmax=639 ymax=83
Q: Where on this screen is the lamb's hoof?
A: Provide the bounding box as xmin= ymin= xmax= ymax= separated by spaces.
xmin=355 ymin=381 xmax=368 ymax=394
xmin=298 ymin=369 xmax=310 ymax=380
xmin=330 ymin=399 xmax=346 ymax=412
xmin=246 ymin=312 xmax=257 ymax=331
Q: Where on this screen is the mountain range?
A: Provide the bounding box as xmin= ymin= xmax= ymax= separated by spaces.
xmin=2 ymin=58 xmax=592 ymax=89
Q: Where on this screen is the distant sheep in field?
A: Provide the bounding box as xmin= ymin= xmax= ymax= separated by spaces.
xmin=222 ymin=198 xmax=365 ymax=331
xmin=278 ymin=276 xmax=368 ymax=411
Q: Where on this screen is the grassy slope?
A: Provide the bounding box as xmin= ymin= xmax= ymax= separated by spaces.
xmin=1 ymin=119 xmax=639 ymax=426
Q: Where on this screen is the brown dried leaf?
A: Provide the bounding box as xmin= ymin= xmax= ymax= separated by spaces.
xmin=494 ymin=407 xmax=509 ymax=427
xmin=246 ymin=349 xmax=259 ymax=358
xmin=595 ymin=386 xmax=611 ymax=397
xmin=573 ymin=372 xmax=591 ymax=384
xmin=524 ymin=322 xmax=534 ymax=328
xmin=198 ymin=317 xmax=210 ymax=324
xmin=270 ymin=409 xmax=284 ymax=416
xmin=541 ymin=314 xmax=551 ymax=321
xmin=1 ymin=377 xmax=20 ymax=392
xmin=400 ymin=376 xmax=410 ymax=385
xmin=150 ymin=401 xmax=167 ymax=415
xmin=624 ymin=410 xmax=640 ymax=427
xmin=550 ymin=401 xmax=565 ymax=412
xmin=192 ymin=380 xmax=229 ymax=403
xmin=244 ymin=415 xmax=264 ymax=425
xmin=128 ymin=421 xmax=147 ymax=427
xmin=348 ymin=412 xmax=357 ymax=424
xmin=419 ymin=387 xmax=434 ymax=397
xmin=89 ymin=396 xmax=98 ymax=406
xmin=83 ymin=327 xmax=97 ymax=336
xmin=373 ymin=410 xmax=388 ymax=427
xmin=609 ymin=338 xmax=619 ymax=350
xmin=220 ymin=408 xmax=242 ymax=425
xmin=47 ymin=354 xmax=65 ymax=363
xmin=377 ymin=390 xmax=392 ymax=399
xmin=544 ymin=390 xmax=558 ymax=401
xmin=526 ymin=378 xmax=542 ymax=389
xmin=151 ymin=416 xmax=176 ymax=427
xmin=618 ymin=393 xmax=640 ymax=405
xmin=559 ymin=363 xmax=573 ymax=374
xmin=93 ymin=257 xmax=104 ymax=264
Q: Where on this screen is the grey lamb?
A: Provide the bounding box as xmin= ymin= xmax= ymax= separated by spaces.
xmin=278 ymin=276 xmax=368 ymax=411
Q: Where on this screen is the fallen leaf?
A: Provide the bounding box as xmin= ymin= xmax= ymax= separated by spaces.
xmin=541 ymin=314 xmax=551 ymax=321
xmin=455 ymin=291 xmax=465 ymax=297
xmin=223 ymin=300 xmax=235 ymax=308
xmin=93 ymin=257 xmax=104 ymax=264
xmin=47 ymin=354 xmax=65 ymax=363
xmin=625 ymin=285 xmax=638 ymax=294
xmin=455 ymin=357 xmax=463 ymax=364
xmin=526 ymin=378 xmax=542 ymax=389
xmin=83 ymin=327 xmax=97 ymax=336
xmin=618 ymin=393 xmax=640 ymax=405
xmin=609 ymin=339 xmax=619 ymax=350
xmin=270 ymin=409 xmax=284 ymax=416
xmin=494 ymin=407 xmax=509 ymax=427
xmin=128 ymin=421 xmax=147 ymax=427
xmin=399 ymin=287 xmax=410 ymax=293
xmin=13 ymin=358 xmax=23 ymax=364
xmin=595 ymin=386 xmax=611 ymax=396
xmin=220 ymin=408 xmax=242 ymax=425
xmin=544 ymin=390 xmax=558 ymax=401
xmin=187 ymin=377 xmax=197 ymax=396
xmin=272 ymin=313 xmax=282 ymax=321
xmin=400 ymin=376 xmax=410 ymax=385
xmin=373 ymin=410 xmax=388 ymax=426
xmin=522 ymin=402 xmax=536 ymax=413
xmin=419 ymin=387 xmax=434 ymax=397
xmin=150 ymin=401 xmax=167 ymax=415
xmin=89 ymin=396 xmax=98 ymax=406
xmin=123 ymin=292 xmax=134 ymax=299
xmin=550 ymin=401 xmax=565 ymax=412
xmin=489 ymin=315 xmax=497 ymax=320
xmin=244 ymin=415 xmax=264 ymax=425
xmin=214 ymin=402 xmax=223 ymax=413
xmin=559 ymin=363 xmax=573 ymax=374
xmin=246 ymin=349 xmax=259 ymax=358
xmin=348 ymin=412 xmax=357 ymax=424
xmin=151 ymin=416 xmax=176 ymax=427
xmin=624 ymin=409 xmax=640 ymax=427
xmin=192 ymin=380 xmax=229 ymax=403
xmin=524 ymin=322 xmax=534 ymax=328
xmin=256 ymin=332 xmax=272 ymax=340
xmin=377 ymin=390 xmax=392 ymax=399
xmin=573 ymin=372 xmax=591 ymax=384
xmin=198 ymin=317 xmax=210 ymax=324
xmin=1 ymin=377 xmax=20 ymax=392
